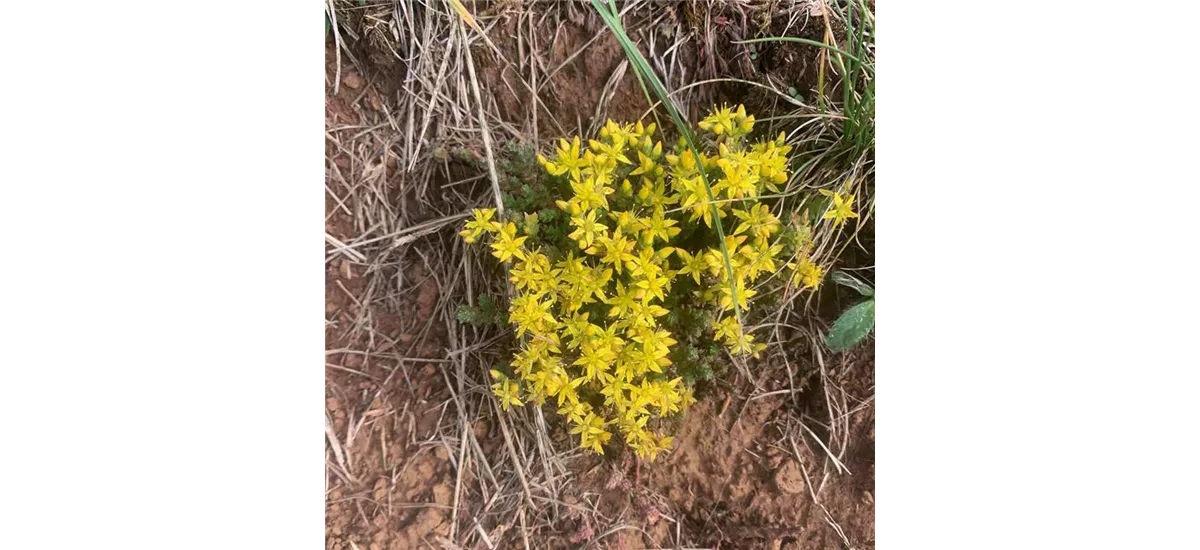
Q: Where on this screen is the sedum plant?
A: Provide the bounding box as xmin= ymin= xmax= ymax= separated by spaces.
xmin=460 ymin=105 xmax=836 ymax=461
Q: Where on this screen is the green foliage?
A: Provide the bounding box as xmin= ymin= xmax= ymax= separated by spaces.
xmin=497 ymin=140 xmax=539 ymax=179
xmin=674 ymin=341 xmax=721 ymax=386
xmin=455 ymin=294 xmax=507 ymax=326
xmin=826 ymin=270 xmax=873 ymax=352
xmin=661 ymin=303 xmax=719 ymax=385
xmin=451 ymin=147 xmax=478 ymax=165
xmin=826 ymin=298 xmax=874 ymax=352
xmin=496 ymin=140 xmax=560 ymax=217
xmin=796 ymin=193 xmax=831 ymax=227
xmin=489 ymin=140 xmax=576 ymax=253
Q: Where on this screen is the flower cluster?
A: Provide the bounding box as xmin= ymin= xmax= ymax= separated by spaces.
xmin=461 ymin=105 xmax=849 ymax=460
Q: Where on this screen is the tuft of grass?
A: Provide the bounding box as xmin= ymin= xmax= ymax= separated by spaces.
xmin=738 ymin=0 xmax=874 ymax=157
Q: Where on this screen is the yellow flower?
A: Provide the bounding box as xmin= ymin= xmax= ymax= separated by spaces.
xmin=622 ymin=415 xmax=651 ymax=444
xmin=595 ymin=322 xmax=625 ymax=354
xmin=715 ymin=277 xmax=755 ymax=312
xmin=570 ymin=412 xmax=613 ymax=454
xmin=568 ymin=210 xmax=608 ymax=250
xmin=627 ymin=300 xmax=669 ymax=328
xmin=641 ymin=206 xmax=680 ymax=245
xmin=461 ymin=107 xmax=802 ymax=459
xmin=605 ymin=281 xmax=638 ymax=319
xmin=555 ymin=198 xmax=583 ymax=217
xmin=510 ymin=251 xmax=557 ymax=294
xmin=698 ymin=105 xmax=735 ymax=136
xmin=540 ymin=136 xmax=586 ymax=180
xmin=679 ymin=387 xmax=697 ymax=412
xmin=629 ymin=151 xmax=660 ymax=178
xmin=573 ymin=341 xmax=614 ymax=383
xmin=714 ymin=316 xmax=742 ymax=344
xmin=634 ymin=271 xmax=671 ymax=304
xmin=714 ymin=155 xmax=758 ymax=199
xmin=490 ymin=222 xmax=527 ymax=263
xmin=728 ymin=331 xmax=765 ymax=358
xmin=645 ymin=434 xmax=674 ymax=461
xmin=733 ymin=104 xmax=755 ymax=135
xmin=751 ymin=133 xmax=792 ymax=191
xmin=674 ymin=248 xmax=708 ymax=284
xmin=592 ymin=230 xmax=637 ymax=274
xmin=698 ymin=104 xmax=755 ymax=140
xmin=558 ymin=400 xmax=590 ymax=425
xmin=589 ymin=138 xmax=632 ymax=166
xmin=676 ymin=176 xmax=726 ymax=228
xmin=632 ymin=328 xmax=675 ymax=362
xmin=820 ymin=189 xmax=859 ymax=227
xmin=741 ymin=239 xmax=782 ymax=282
xmin=562 ymin=311 xmax=599 ymax=349
xmin=626 ymin=247 xmax=662 ymax=280
xmin=587 ymin=265 xmax=613 ymax=303
xmin=732 ymin=203 xmax=780 ymax=241
xmin=489 ymin=370 xmax=523 ymax=411
xmin=583 ymin=148 xmax=616 ymax=177
xmin=508 ymin=293 xmax=556 ymax=337
xmin=601 ymin=377 xmax=634 ymax=407
xmin=608 ymin=210 xmax=641 ymax=235
xmin=612 ymin=356 xmax=638 ymax=383
xmin=553 ymin=375 xmax=586 ymax=406
xmin=569 ymin=173 xmax=615 ymax=211
xmin=788 ymin=257 xmax=825 ymax=289
xmin=630 ymin=120 xmax=656 ymax=140
xmin=459 ymin=208 xmax=501 ymax=244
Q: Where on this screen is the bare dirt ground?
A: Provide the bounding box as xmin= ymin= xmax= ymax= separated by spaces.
xmin=572 ymin=348 xmax=874 ymax=549
xmin=325 ymin=3 xmax=873 ymax=548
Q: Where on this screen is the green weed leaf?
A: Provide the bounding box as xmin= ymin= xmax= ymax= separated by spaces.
xmin=826 ymin=298 xmax=874 ymax=352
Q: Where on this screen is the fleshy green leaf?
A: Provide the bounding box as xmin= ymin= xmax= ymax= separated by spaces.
xmin=826 ymin=299 xmax=874 ymax=352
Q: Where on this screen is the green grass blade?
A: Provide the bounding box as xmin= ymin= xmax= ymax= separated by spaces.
xmin=843 ymin=1 xmax=854 ymax=127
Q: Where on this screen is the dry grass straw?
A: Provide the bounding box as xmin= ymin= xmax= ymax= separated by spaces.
xmin=324 ymin=2 xmax=585 ymax=547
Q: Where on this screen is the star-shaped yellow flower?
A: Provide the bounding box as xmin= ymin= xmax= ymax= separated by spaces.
xmin=569 ymin=210 xmax=608 ymax=250
xmin=490 ymin=222 xmax=527 ymax=263
xmin=820 ymin=189 xmax=860 ymax=227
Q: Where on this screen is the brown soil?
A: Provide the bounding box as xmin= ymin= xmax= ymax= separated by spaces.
xmin=571 ymin=349 xmax=875 ymax=549
xmin=325 ymin=224 xmax=458 ymax=549
xmin=326 ymin=40 xmax=459 ymax=550
xmin=478 ymin=14 xmax=652 ymax=133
